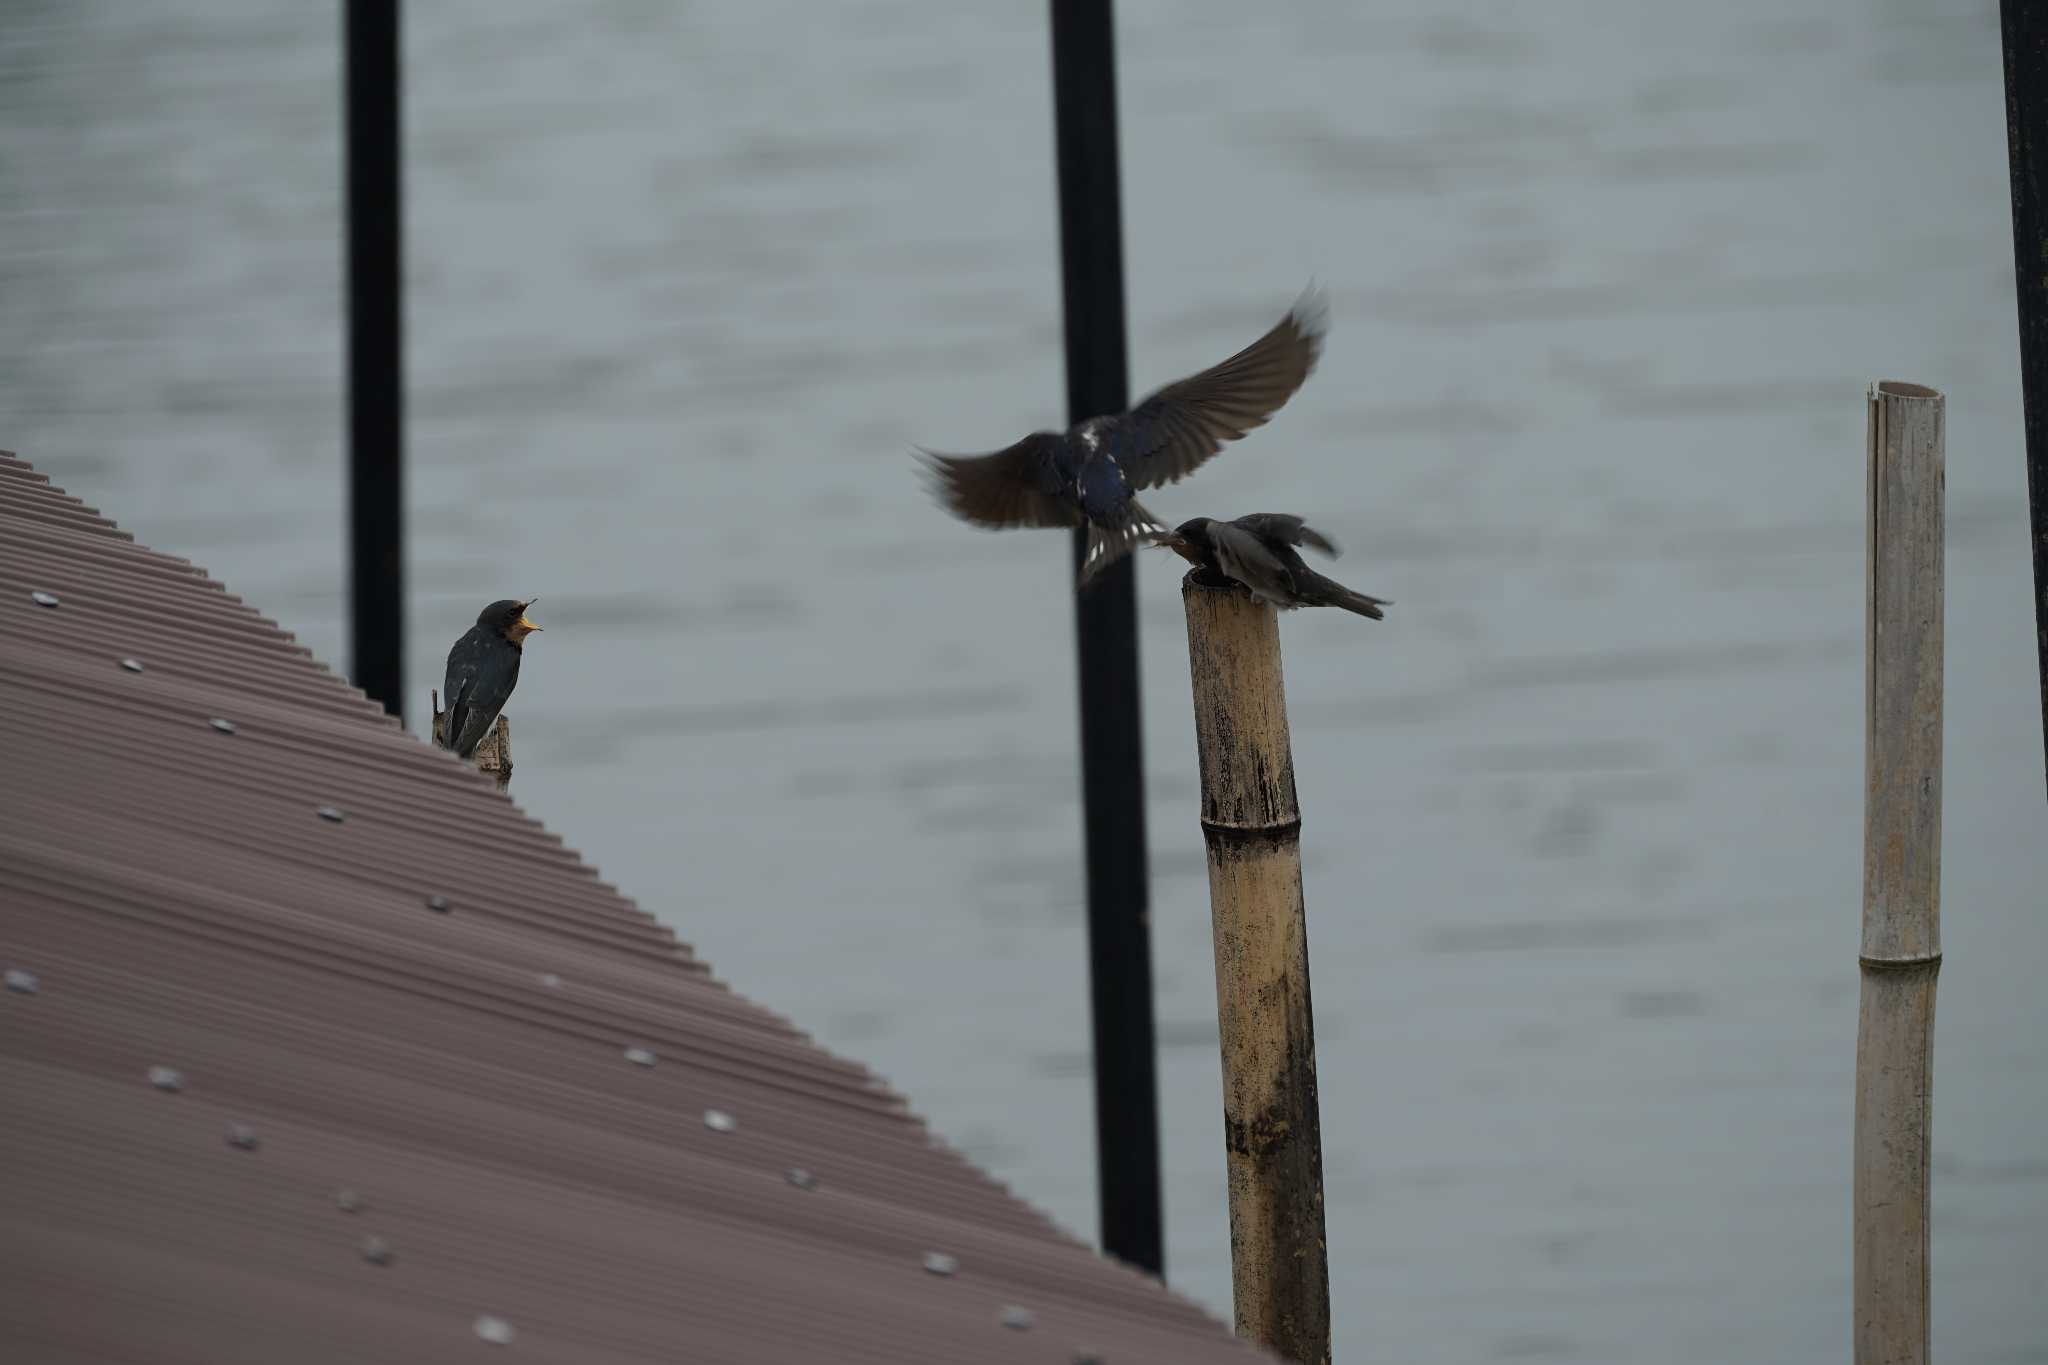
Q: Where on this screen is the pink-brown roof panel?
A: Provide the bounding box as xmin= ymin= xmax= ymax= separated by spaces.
xmin=0 ymin=453 xmax=1266 ymax=1364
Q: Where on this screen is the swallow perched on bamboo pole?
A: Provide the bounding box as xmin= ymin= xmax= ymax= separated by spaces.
xmin=920 ymin=288 xmax=1329 ymax=584
xmin=440 ymin=599 xmax=541 ymax=759
xmin=1158 ymin=514 xmax=1388 ymax=619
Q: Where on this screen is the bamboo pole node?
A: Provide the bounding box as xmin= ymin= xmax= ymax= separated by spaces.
xmin=1858 ymin=953 xmax=1943 ymax=973
xmin=430 ymin=687 xmax=513 ymax=791
xmin=1856 ymin=379 xmax=1944 ymax=1365
xmin=1179 ymin=568 xmax=1331 ymax=1365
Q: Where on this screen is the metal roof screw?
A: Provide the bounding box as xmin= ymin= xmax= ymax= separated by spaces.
xmin=360 ymin=1235 xmax=393 ymax=1266
xmin=225 ymin=1123 xmax=260 ymax=1151
xmin=120 ymin=658 xmax=144 ymax=673
xmin=623 ymin=1046 xmax=657 ymax=1067
xmin=4 ymin=968 xmax=37 ymax=995
xmin=922 ymin=1252 xmax=958 ymax=1277
xmin=316 ymin=806 xmax=346 ymax=823
xmin=702 ymin=1108 xmax=737 ymax=1133
xmin=999 ymin=1306 xmax=1035 ymax=1332
xmin=539 ymin=973 xmax=563 ymax=989
xmin=148 ymin=1066 xmax=185 ymax=1092
xmin=336 ymin=1188 xmax=365 ymax=1213
xmin=425 ymin=894 xmax=451 ymax=913
xmin=785 ymin=1167 xmax=817 ymax=1191
xmin=473 ymin=1315 xmax=516 ymax=1345
xmin=29 ymin=591 xmax=59 ymax=608
xmin=208 ymin=718 xmax=237 ymax=735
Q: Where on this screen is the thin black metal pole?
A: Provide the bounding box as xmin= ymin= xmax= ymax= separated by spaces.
xmin=346 ymin=0 xmax=405 ymax=721
xmin=2003 ymin=0 xmax=2048 ymax=801
xmin=1048 ymin=0 xmax=1164 ymax=1278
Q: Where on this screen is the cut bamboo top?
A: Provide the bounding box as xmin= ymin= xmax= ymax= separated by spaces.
xmin=1182 ymin=570 xmax=1300 ymax=834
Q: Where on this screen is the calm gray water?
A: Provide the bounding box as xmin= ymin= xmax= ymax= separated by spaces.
xmin=6 ymin=1 xmax=2046 ymax=1360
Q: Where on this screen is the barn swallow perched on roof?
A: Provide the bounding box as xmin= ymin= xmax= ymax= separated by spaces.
xmin=1158 ymin=514 xmax=1388 ymax=619
xmin=441 ymin=599 xmax=541 ymax=759
xmin=920 ymin=288 xmax=1329 ymax=585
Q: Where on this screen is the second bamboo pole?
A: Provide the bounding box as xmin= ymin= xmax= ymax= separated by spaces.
xmin=1856 ymin=381 xmax=1945 ymax=1365
xmin=1181 ymin=569 xmax=1330 ymax=1365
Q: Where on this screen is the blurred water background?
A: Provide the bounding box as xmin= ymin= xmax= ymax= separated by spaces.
xmin=5 ymin=1 xmax=2046 ymax=1360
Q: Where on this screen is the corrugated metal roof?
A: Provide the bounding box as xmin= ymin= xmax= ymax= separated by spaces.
xmin=0 ymin=453 xmax=1264 ymax=1364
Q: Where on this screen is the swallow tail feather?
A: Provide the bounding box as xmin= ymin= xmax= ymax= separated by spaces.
xmin=1300 ymin=569 xmax=1389 ymax=619
xmin=1078 ymin=501 xmax=1169 ymax=587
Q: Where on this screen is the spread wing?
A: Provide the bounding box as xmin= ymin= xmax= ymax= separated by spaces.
xmin=1207 ymin=518 xmax=1301 ymax=601
xmin=918 ymin=433 xmax=1079 ymax=530
xmin=1234 ymin=512 xmax=1339 ymax=558
xmin=1117 ymin=287 xmax=1328 ymax=491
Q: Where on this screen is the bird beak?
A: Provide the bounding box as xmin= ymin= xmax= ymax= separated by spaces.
xmin=1154 ymin=534 xmax=1199 ymax=564
xmin=516 ymin=600 xmax=542 ymax=635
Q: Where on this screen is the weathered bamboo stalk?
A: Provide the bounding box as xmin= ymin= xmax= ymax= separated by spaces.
xmin=1180 ymin=567 xmax=1330 ymax=1365
xmin=1856 ymin=381 xmax=1945 ymax=1365
xmin=430 ymin=687 xmax=513 ymax=791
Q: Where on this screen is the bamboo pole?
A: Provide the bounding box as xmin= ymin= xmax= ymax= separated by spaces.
xmin=430 ymin=688 xmax=513 ymax=791
xmin=1857 ymin=381 xmax=1945 ymax=1365
xmin=1180 ymin=568 xmax=1329 ymax=1365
